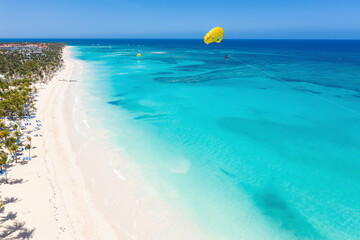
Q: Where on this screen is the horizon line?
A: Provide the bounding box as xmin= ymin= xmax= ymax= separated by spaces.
xmin=1 ymin=38 xmax=360 ymax=41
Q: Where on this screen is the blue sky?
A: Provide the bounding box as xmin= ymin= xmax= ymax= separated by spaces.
xmin=0 ymin=0 xmax=359 ymax=39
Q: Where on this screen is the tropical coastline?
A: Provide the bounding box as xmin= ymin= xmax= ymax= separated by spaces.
xmin=2 ymin=0 xmax=360 ymax=238
xmin=1 ymin=45 xmax=209 ymax=239
xmin=1 ymin=46 xmax=115 ymax=239
xmin=1 ymin=40 xmax=360 ymax=240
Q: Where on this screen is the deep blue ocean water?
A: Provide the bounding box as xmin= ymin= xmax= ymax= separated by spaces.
xmin=6 ymin=39 xmax=360 ymax=239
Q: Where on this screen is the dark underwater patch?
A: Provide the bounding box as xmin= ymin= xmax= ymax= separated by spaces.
xmin=253 ymin=187 xmax=325 ymax=239
xmin=152 ymin=72 xmax=174 ymax=75
xmin=268 ymin=76 xmax=360 ymax=94
xmin=108 ymin=98 xmax=152 ymax=113
xmin=134 ymin=114 xmax=167 ymax=120
xmin=153 ymin=76 xmax=203 ymax=83
xmin=153 ymin=69 xmax=241 ymax=83
xmin=292 ymin=87 xmax=321 ymax=94
xmin=108 ymin=99 xmax=123 ymax=106
xmin=269 ymin=76 xmax=309 ymax=84
xmin=152 ymin=58 xmax=178 ymax=64
xmin=220 ymin=168 xmax=237 ymax=178
xmin=174 ymin=64 xmax=208 ymax=72
xmin=112 ymin=93 xmax=126 ymax=98
xmin=352 ymin=93 xmax=360 ymax=99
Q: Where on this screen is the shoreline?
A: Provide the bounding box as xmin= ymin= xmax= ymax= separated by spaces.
xmin=1 ymin=46 xmax=208 ymax=239
xmin=66 ymin=48 xmax=209 ymax=239
xmin=1 ymin=46 xmax=117 ymax=239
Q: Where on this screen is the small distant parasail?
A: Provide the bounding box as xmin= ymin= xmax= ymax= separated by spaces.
xmin=137 ymin=53 xmax=141 ymax=57
xmin=204 ymin=27 xmax=224 ymax=44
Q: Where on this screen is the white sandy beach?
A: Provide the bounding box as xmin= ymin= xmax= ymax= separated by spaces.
xmin=1 ymin=47 xmax=117 ymax=239
xmin=1 ymin=46 xmax=208 ymax=239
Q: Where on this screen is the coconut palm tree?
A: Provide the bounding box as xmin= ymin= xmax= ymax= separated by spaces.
xmin=5 ymin=137 xmax=17 ymax=162
xmin=27 ymin=136 xmax=32 ymax=147
xmin=0 ymin=129 xmax=9 ymax=139
xmin=10 ymin=144 xmax=18 ymax=163
xmin=0 ymin=152 xmax=8 ymax=183
xmin=14 ymin=130 xmax=20 ymax=143
xmin=25 ymin=143 xmax=31 ymax=159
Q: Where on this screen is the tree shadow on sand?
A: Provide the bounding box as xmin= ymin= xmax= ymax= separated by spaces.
xmin=16 ymin=228 xmax=36 ymax=239
xmin=0 ymin=195 xmax=35 ymax=239
xmin=0 ymin=178 xmax=27 ymax=185
xmin=0 ymin=221 xmax=35 ymax=239
xmin=3 ymin=197 xmax=20 ymax=205
xmin=0 ymin=211 xmax=17 ymax=223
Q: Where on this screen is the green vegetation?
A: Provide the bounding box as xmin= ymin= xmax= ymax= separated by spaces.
xmin=0 ymin=42 xmax=65 ymax=183
xmin=0 ymin=42 xmax=65 ymax=81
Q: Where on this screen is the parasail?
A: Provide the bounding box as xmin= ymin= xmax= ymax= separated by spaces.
xmin=137 ymin=53 xmax=141 ymax=57
xmin=204 ymin=27 xmax=223 ymax=44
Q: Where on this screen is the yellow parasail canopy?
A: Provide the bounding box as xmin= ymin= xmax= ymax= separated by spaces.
xmin=204 ymin=27 xmax=223 ymax=44
xmin=137 ymin=53 xmax=141 ymax=57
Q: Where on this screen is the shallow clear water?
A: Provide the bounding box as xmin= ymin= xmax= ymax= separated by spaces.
xmin=68 ymin=40 xmax=360 ymax=240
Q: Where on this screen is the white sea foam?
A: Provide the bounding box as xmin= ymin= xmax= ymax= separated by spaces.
xmin=83 ymin=119 xmax=90 ymax=128
xmin=113 ymin=168 xmax=126 ymax=180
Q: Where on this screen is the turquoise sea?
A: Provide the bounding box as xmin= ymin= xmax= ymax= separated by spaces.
xmin=35 ymin=39 xmax=360 ymax=239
